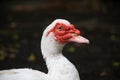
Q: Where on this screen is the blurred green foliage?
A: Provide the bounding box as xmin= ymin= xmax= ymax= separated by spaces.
xmin=28 ymin=53 xmax=36 ymax=62
xmin=67 ymin=46 xmax=76 ymax=53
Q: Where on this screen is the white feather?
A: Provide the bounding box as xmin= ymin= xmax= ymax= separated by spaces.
xmin=0 ymin=19 xmax=80 ymax=80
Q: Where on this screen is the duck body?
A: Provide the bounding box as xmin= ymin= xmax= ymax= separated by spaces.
xmin=0 ymin=55 xmax=79 ymax=80
xmin=0 ymin=69 xmax=48 ymax=80
xmin=0 ymin=19 xmax=89 ymax=80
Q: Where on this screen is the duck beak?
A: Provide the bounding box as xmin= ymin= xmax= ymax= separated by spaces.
xmin=68 ymin=35 xmax=89 ymax=44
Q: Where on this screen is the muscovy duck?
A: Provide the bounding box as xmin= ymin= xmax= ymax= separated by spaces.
xmin=0 ymin=19 xmax=89 ymax=80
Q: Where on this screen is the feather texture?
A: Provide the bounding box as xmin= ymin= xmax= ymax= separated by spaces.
xmin=0 ymin=19 xmax=89 ymax=80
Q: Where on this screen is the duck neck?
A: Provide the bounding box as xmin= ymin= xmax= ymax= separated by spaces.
xmin=41 ymin=33 xmax=64 ymax=59
xmin=41 ymin=33 xmax=80 ymax=80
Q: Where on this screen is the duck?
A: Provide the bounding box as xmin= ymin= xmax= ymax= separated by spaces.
xmin=0 ymin=19 xmax=89 ymax=80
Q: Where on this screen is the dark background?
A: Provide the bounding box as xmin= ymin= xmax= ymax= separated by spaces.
xmin=0 ymin=0 xmax=120 ymax=80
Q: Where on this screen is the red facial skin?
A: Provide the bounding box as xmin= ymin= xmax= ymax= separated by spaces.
xmin=46 ymin=23 xmax=80 ymax=44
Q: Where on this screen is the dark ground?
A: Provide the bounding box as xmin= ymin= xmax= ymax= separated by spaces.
xmin=0 ymin=0 xmax=120 ymax=80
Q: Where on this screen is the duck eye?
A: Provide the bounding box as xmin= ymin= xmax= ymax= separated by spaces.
xmin=57 ymin=26 xmax=63 ymax=31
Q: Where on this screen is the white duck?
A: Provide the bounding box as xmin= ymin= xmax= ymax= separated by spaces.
xmin=0 ymin=19 xmax=89 ymax=80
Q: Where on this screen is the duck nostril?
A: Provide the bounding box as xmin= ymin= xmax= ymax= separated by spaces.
xmin=71 ymin=32 xmax=75 ymax=34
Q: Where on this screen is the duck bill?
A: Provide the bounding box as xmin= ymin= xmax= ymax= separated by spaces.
xmin=68 ymin=35 xmax=89 ymax=44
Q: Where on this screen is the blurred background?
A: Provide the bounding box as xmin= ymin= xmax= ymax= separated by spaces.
xmin=0 ymin=0 xmax=120 ymax=80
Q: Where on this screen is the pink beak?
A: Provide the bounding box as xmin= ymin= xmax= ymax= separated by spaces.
xmin=68 ymin=35 xmax=89 ymax=44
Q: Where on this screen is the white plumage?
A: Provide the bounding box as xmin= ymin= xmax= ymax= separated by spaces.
xmin=0 ymin=19 xmax=89 ymax=80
